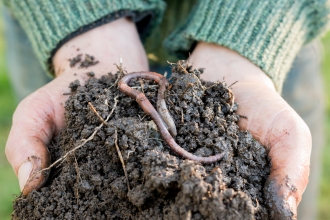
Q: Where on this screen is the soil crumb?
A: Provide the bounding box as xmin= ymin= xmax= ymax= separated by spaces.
xmin=79 ymin=54 xmax=99 ymax=68
xmin=13 ymin=60 xmax=270 ymax=220
xmin=69 ymin=54 xmax=82 ymax=67
xmin=86 ymin=71 xmax=95 ymax=77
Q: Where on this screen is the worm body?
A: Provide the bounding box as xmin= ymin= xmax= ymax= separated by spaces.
xmin=119 ymin=72 xmax=177 ymax=137
xmin=118 ymin=72 xmax=224 ymax=164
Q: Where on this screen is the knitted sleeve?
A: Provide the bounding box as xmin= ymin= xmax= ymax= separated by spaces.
xmin=2 ymin=0 xmax=165 ymax=73
xmin=165 ymin=0 xmax=330 ymax=92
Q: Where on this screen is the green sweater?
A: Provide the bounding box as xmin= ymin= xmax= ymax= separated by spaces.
xmin=3 ymin=0 xmax=330 ymax=92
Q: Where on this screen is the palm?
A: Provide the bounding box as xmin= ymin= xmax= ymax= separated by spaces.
xmin=233 ymin=82 xmax=311 ymax=217
xmin=193 ymin=42 xmax=311 ymax=219
xmin=5 ymin=76 xmax=73 ymax=194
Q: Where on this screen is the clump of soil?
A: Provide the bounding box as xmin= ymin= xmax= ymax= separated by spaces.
xmin=69 ymin=54 xmax=99 ymax=68
xmin=79 ymin=54 xmax=99 ymax=68
xmin=13 ymin=61 xmax=270 ymax=220
xmin=69 ymin=54 xmax=82 ymax=67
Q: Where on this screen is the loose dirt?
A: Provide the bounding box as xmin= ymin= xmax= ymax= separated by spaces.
xmin=13 ymin=61 xmax=270 ymax=220
xmin=69 ymin=54 xmax=82 ymax=67
xmin=79 ymin=54 xmax=99 ymax=68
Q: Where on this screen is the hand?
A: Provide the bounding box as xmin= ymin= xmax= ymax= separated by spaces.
xmin=5 ymin=18 xmax=149 ymax=195
xmin=189 ymin=42 xmax=311 ymax=220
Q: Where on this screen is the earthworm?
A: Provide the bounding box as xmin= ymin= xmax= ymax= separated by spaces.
xmin=118 ymin=72 xmax=225 ymax=164
xmin=119 ymin=72 xmax=177 ymax=137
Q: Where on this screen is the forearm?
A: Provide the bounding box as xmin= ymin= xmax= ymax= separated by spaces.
xmin=189 ymin=42 xmax=275 ymax=91
xmin=3 ymin=0 xmax=164 ymax=74
xmin=53 ymin=18 xmax=148 ymax=80
xmin=189 ymin=41 xmax=311 ymax=220
xmin=165 ymin=0 xmax=330 ymax=92
xmin=6 ymin=17 xmax=149 ymax=195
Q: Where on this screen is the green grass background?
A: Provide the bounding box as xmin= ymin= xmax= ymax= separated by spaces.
xmin=0 ymin=10 xmax=329 ymax=220
xmin=0 ymin=12 xmax=20 ymax=219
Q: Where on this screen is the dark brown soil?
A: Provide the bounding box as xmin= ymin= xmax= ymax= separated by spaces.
xmin=69 ymin=54 xmax=82 ymax=67
xmin=13 ymin=61 xmax=270 ymax=220
xmin=79 ymin=54 xmax=99 ymax=68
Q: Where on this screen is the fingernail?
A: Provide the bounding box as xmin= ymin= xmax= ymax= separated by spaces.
xmin=18 ymin=161 xmax=33 ymax=191
xmin=287 ymin=196 xmax=297 ymax=218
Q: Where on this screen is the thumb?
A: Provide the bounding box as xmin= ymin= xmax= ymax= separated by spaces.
xmin=5 ymin=88 xmax=60 ymax=195
xmin=17 ymin=147 xmax=50 ymax=196
xmin=234 ymin=84 xmax=311 ymax=219
xmin=263 ymin=111 xmax=311 ymax=220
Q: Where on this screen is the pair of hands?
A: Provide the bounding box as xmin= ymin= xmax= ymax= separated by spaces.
xmin=5 ymin=18 xmax=310 ymax=219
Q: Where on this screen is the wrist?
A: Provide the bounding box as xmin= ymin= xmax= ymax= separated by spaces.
xmin=53 ymin=18 xmax=148 ymax=79
xmin=189 ymin=42 xmax=276 ymax=91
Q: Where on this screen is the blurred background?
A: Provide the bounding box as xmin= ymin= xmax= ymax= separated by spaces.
xmin=0 ymin=7 xmax=330 ymax=220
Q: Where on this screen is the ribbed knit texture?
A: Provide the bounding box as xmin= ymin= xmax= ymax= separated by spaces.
xmin=3 ymin=0 xmax=330 ymax=91
xmin=3 ymin=0 xmax=165 ymax=74
xmin=165 ymin=0 xmax=330 ymax=92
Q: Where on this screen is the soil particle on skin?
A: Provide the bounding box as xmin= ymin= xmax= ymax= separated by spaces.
xmin=79 ymin=54 xmax=99 ymax=68
xmin=86 ymin=71 xmax=95 ymax=77
xmin=69 ymin=54 xmax=99 ymax=68
xmin=69 ymin=54 xmax=82 ymax=67
xmin=13 ymin=60 xmax=270 ymax=220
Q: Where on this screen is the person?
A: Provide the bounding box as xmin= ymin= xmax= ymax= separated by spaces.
xmin=2 ymin=0 xmax=329 ymax=219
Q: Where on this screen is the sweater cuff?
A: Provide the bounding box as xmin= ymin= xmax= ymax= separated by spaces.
xmin=165 ymin=0 xmax=330 ymax=92
xmin=5 ymin=0 xmax=165 ymax=74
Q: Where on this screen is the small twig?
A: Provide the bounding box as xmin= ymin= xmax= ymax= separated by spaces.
xmin=228 ymin=80 xmax=238 ymax=89
xmin=110 ymin=56 xmax=125 ymax=89
xmin=139 ymin=79 xmax=145 ymax=94
xmin=74 ymin=156 xmax=81 ymax=204
xmin=178 ymin=61 xmax=205 ymax=90
xmin=33 ymin=96 xmax=119 ymax=177
xmin=139 ymin=114 xmax=148 ymax=122
xmin=205 ymin=81 xmax=222 ymax=91
xmin=173 ymin=107 xmax=181 ymax=116
xmin=131 ymin=85 xmax=158 ymax=89
xmin=167 ymin=98 xmax=176 ymax=107
xmin=180 ymin=83 xmax=194 ymax=100
xmin=74 ymin=157 xmax=82 ymax=183
xmin=178 ymin=62 xmax=189 ymax=74
xmin=181 ymin=109 xmax=184 ymax=123
xmin=114 ymin=130 xmax=131 ymax=191
xmin=255 ymin=198 xmax=260 ymax=211
xmin=127 ymin=150 xmax=135 ymax=159
xmin=148 ymin=138 xmax=165 ymax=142
xmin=238 ymin=114 xmax=248 ymax=119
xmin=110 ymin=70 xmax=122 ymax=89
xmin=167 ymin=84 xmax=173 ymax=91
xmin=88 ymin=102 xmax=107 ymax=125
xmin=167 ymin=60 xmax=175 ymax=66
xmin=233 ymin=209 xmax=241 ymax=218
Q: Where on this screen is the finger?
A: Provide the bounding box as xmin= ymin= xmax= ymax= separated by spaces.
xmin=5 ymin=89 xmax=59 ymax=195
xmin=263 ymin=110 xmax=311 ymax=219
xmin=234 ymin=84 xmax=311 ymax=219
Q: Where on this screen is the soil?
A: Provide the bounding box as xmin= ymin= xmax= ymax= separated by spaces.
xmin=69 ymin=54 xmax=99 ymax=68
xmin=79 ymin=54 xmax=99 ymax=68
xmin=69 ymin=54 xmax=82 ymax=67
xmin=13 ymin=61 xmax=270 ymax=220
